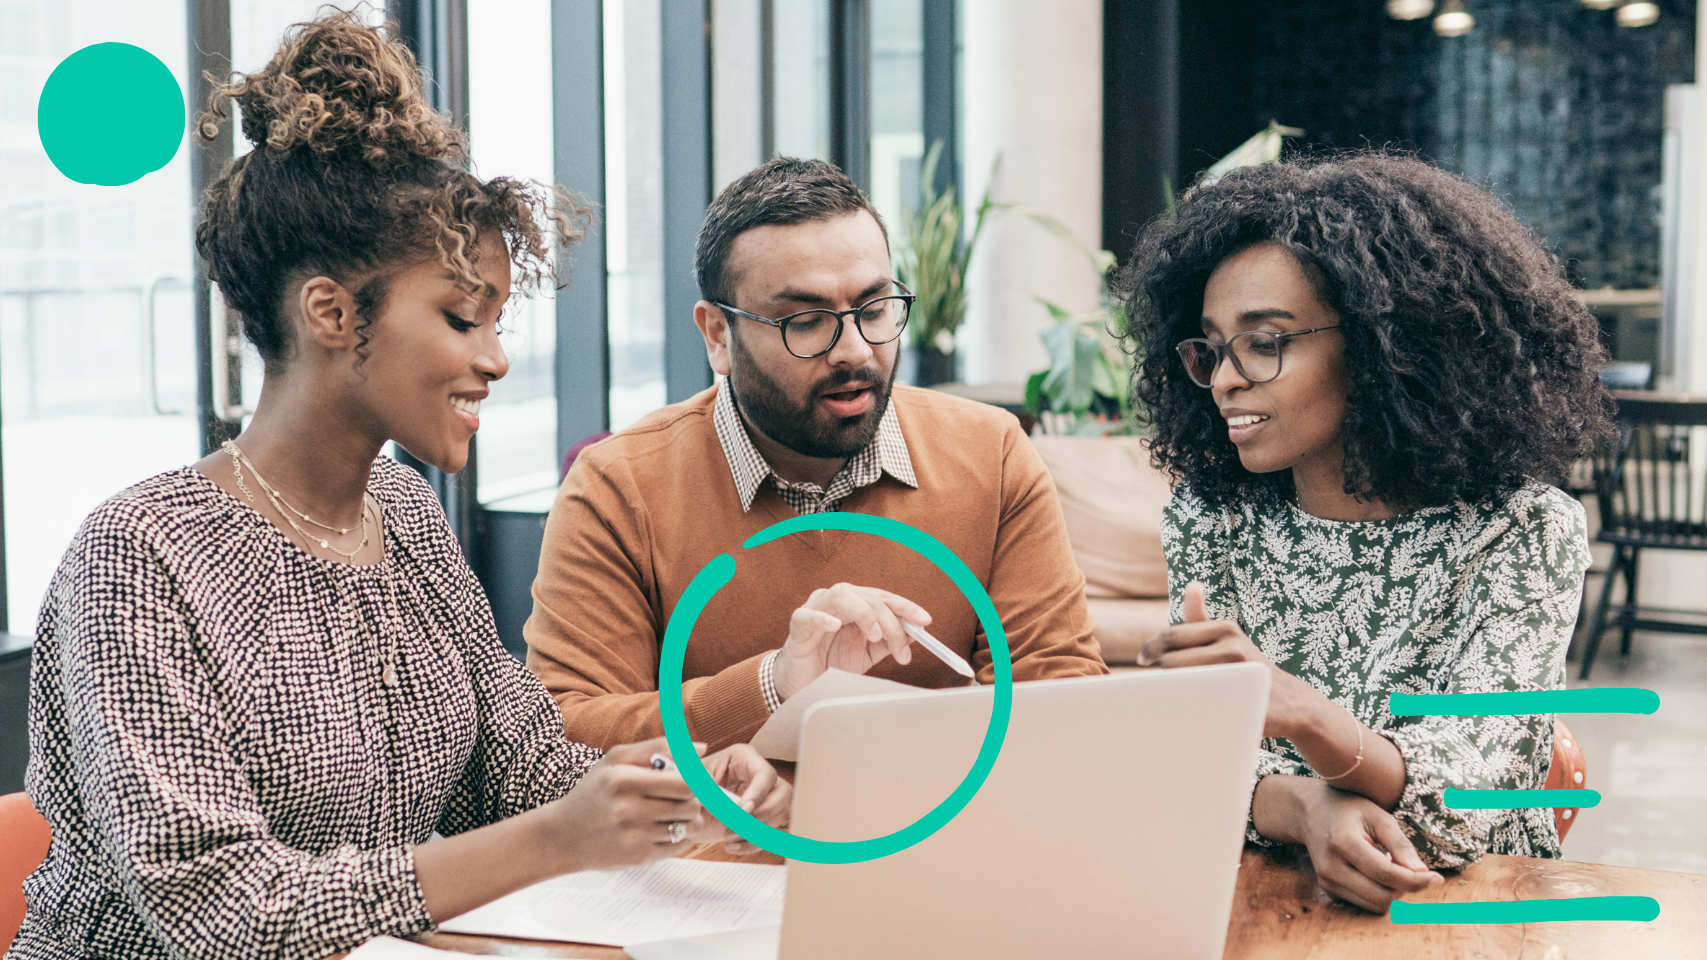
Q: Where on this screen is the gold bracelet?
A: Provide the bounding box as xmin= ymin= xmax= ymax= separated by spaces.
xmin=1318 ymin=716 xmax=1365 ymax=781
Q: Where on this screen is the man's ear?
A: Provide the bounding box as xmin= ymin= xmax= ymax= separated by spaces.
xmin=296 ymin=276 xmax=362 ymax=351
xmin=695 ymin=300 xmax=733 ymax=377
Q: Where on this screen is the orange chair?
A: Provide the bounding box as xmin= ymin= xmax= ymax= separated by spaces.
xmin=1547 ymin=719 xmax=1587 ymax=842
xmin=0 ymin=792 xmax=51 ymax=954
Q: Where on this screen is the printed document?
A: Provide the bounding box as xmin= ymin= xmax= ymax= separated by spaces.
xmin=436 ymin=858 xmax=786 ymax=947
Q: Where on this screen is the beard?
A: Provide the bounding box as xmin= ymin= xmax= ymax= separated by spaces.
xmin=726 ymin=328 xmax=896 ymax=460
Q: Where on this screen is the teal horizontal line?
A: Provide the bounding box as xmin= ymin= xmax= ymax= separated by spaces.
xmin=1391 ymin=897 xmax=1660 ymax=925
xmin=1389 ymin=689 xmax=1659 ymax=716
xmin=1444 ymin=788 xmax=1601 ymax=809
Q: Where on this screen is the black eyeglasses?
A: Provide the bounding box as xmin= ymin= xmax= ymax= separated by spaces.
xmin=715 ymin=281 xmax=916 ymax=359
xmin=1175 ymin=326 xmax=1341 ymax=388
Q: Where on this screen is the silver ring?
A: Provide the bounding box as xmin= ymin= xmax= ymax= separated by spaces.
xmin=667 ymin=820 xmax=687 ymax=844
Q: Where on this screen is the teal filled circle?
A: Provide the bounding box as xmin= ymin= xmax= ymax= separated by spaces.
xmin=38 ymin=43 xmax=184 ymax=186
xmin=658 ymin=513 xmax=1013 ymax=865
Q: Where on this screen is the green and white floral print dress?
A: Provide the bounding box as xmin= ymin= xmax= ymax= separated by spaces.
xmin=1162 ymin=479 xmax=1590 ymax=868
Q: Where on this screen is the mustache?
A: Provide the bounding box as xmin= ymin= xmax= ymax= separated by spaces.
xmin=812 ymin=366 xmax=888 ymax=398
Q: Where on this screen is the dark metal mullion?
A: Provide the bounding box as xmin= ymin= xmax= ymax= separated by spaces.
xmin=553 ymin=0 xmax=609 ymax=456
xmin=920 ymin=0 xmax=956 ymax=201
xmin=759 ymin=0 xmax=775 ymax=160
xmin=190 ymin=0 xmax=236 ymax=459
xmin=389 ymin=0 xmax=478 ymax=557
xmin=660 ymin=0 xmax=715 ymax=404
xmin=829 ymin=0 xmax=870 ymax=191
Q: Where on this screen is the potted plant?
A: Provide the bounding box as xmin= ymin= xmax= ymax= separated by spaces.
xmin=1024 ymin=276 xmax=1139 ymax=437
xmin=893 ymin=141 xmax=1003 ymax=386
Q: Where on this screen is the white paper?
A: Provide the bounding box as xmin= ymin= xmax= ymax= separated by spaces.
xmin=749 ymin=668 xmax=922 ymax=762
xmin=625 ymin=924 xmax=781 ymax=960
xmin=345 ymin=936 xmax=454 ymax=958
xmin=436 ymin=858 xmax=787 ymax=947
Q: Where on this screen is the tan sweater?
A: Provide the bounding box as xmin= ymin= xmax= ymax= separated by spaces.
xmin=524 ymin=384 xmax=1108 ymax=751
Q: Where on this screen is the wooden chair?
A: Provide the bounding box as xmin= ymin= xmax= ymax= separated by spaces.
xmin=0 ymin=792 xmax=50 ymax=953
xmin=1579 ymin=393 xmax=1707 ymax=679
xmin=1548 ymin=719 xmax=1587 ymax=842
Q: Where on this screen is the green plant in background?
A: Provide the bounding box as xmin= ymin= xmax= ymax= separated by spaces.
xmin=894 ymin=140 xmax=1004 ymax=357
xmin=1019 ymin=207 xmax=1137 ymax=435
xmin=1020 ymin=121 xmax=1302 ymax=436
xmin=1200 ymin=120 xmax=1303 ymax=186
xmin=1024 ymin=299 xmax=1135 ymax=435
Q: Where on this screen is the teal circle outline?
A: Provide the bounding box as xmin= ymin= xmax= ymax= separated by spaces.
xmin=658 ymin=513 xmax=1013 ymax=864
xmin=38 ymin=43 xmax=184 ymax=186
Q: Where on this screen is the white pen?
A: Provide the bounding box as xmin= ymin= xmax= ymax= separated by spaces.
xmin=903 ymin=621 xmax=977 ymax=679
xmin=650 ymin=753 xmax=749 ymax=807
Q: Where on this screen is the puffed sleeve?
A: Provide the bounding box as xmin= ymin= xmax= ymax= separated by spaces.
xmin=43 ymin=506 xmax=434 ymax=960
xmin=1382 ymin=489 xmax=1590 ymax=867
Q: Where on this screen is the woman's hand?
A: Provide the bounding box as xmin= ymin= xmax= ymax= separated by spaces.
xmin=542 ymin=737 xmax=719 ymax=874
xmin=701 ymin=744 xmax=792 ymax=855
xmin=1138 ymin=582 xmax=1324 ymax=739
xmin=1257 ymin=776 xmax=1443 ymax=913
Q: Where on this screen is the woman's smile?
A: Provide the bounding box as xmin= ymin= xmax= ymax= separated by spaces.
xmin=1223 ymin=408 xmax=1272 ymax=443
xmin=450 ymin=393 xmax=484 ymax=433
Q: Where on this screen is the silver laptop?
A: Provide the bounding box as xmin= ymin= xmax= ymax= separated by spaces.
xmin=778 ymin=664 xmax=1270 ymax=960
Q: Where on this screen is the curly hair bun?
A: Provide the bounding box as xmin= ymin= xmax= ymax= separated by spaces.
xmin=198 ymin=8 xmax=462 ymax=168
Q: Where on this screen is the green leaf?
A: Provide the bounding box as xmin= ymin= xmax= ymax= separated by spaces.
xmin=1034 ymin=296 xmax=1073 ymax=323
xmin=1039 ymin=317 xmax=1103 ymax=414
xmin=1023 ymin=371 xmax=1047 ymax=416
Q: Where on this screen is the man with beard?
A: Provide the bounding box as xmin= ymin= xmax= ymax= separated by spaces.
xmin=525 ymin=158 xmax=1107 ymax=752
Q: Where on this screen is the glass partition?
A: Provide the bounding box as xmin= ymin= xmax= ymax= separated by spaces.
xmin=468 ymin=0 xmax=559 ymax=504
xmin=604 ymin=0 xmax=667 ymax=433
xmin=771 ymin=0 xmax=833 ymax=161
xmin=1 ymin=0 xmax=198 ymax=632
xmin=869 ymin=0 xmax=924 ymax=235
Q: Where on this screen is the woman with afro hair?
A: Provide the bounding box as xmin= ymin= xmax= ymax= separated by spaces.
xmin=12 ymin=12 xmax=787 ymax=960
xmin=1125 ymin=153 xmax=1611 ymax=914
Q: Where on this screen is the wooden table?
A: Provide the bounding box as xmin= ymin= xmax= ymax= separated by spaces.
xmin=415 ymin=845 xmax=1707 ymax=959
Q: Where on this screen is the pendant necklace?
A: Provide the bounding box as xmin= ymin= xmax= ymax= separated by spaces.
xmin=224 ymin=440 xmax=399 ymax=687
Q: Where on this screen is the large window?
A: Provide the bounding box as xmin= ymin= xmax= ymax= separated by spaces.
xmin=772 ymin=0 xmax=834 ymax=162
xmin=603 ymin=0 xmax=667 ymax=435
xmin=1 ymin=0 xmax=919 ymax=633
xmin=869 ymin=0 xmax=924 ymax=233
xmin=468 ymin=0 xmax=558 ymax=506
xmin=1 ymin=0 xmax=198 ymax=633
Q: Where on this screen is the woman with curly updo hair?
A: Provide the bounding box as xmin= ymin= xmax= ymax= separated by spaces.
xmin=1124 ymin=153 xmax=1611 ymax=914
xmin=12 ymin=12 xmax=787 ymax=960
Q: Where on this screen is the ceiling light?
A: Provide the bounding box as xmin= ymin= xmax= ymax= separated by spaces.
xmin=1434 ymin=0 xmax=1475 ymax=36
xmin=1580 ymin=0 xmax=1620 ymax=9
xmin=1615 ymin=1 xmax=1660 ymax=27
xmin=1387 ymin=0 xmax=1435 ymax=20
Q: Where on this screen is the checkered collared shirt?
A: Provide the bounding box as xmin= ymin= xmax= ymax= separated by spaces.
xmin=712 ymin=380 xmax=918 ymax=711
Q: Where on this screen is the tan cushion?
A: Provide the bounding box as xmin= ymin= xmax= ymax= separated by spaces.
xmin=1029 ymin=435 xmax=1172 ymax=599
xmin=1085 ymin=596 xmax=1172 ymax=665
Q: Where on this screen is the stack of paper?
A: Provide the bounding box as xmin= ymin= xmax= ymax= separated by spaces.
xmin=436 ymin=858 xmax=787 ymax=947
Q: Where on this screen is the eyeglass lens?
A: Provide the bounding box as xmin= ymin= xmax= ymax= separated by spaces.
xmin=782 ymin=297 xmax=911 ymax=358
xmin=1178 ymin=332 xmax=1284 ymax=387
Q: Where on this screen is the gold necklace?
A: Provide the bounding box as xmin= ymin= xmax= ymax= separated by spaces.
xmin=220 ymin=440 xmax=399 ymax=688
xmin=223 ymin=440 xmax=372 ymax=562
xmin=224 ymin=440 xmax=363 ymax=536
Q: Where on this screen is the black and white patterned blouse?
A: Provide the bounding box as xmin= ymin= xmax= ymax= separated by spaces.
xmin=10 ymin=458 xmax=602 ymax=960
xmin=1163 ymin=480 xmax=1590 ymax=868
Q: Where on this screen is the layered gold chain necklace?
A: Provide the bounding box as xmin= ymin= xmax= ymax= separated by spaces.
xmin=223 ymin=440 xmax=401 ymax=687
xmin=223 ymin=440 xmax=373 ymax=562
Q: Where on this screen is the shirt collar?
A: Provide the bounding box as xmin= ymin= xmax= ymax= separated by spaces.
xmin=713 ymin=379 xmax=917 ymax=513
